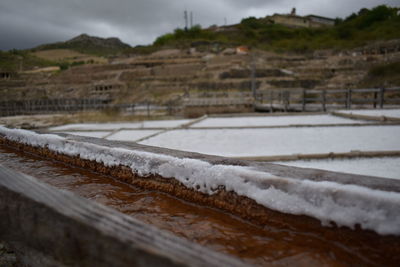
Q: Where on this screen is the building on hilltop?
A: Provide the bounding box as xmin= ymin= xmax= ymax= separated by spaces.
xmin=268 ymin=8 xmax=335 ymax=28
xmin=207 ymin=8 xmax=334 ymax=33
xmin=306 ymin=15 xmax=335 ymax=27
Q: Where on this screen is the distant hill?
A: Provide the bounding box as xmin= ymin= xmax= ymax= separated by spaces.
xmin=33 ymin=34 xmax=131 ymax=56
xmin=0 ymin=34 xmax=131 ymax=72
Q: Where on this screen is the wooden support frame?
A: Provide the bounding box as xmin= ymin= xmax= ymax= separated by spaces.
xmin=255 ymin=87 xmax=400 ymax=112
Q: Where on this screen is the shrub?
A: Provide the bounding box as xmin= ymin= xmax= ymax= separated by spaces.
xmin=148 ymin=4 xmax=399 ymax=53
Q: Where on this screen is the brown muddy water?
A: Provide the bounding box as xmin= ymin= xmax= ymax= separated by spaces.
xmin=0 ymin=144 xmax=396 ymax=266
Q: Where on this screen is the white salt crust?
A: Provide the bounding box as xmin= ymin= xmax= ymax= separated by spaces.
xmin=278 ymin=157 xmax=400 ymax=180
xmin=1 ymin=126 xmax=399 ymax=236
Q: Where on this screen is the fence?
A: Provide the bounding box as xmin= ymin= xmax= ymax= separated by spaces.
xmin=2 ymin=87 xmax=400 ymax=116
xmin=0 ymin=98 xmax=176 ymax=117
xmin=0 ymin=98 xmax=111 ymax=116
xmin=183 ymin=92 xmax=254 ymax=107
xmin=255 ymin=87 xmax=400 ymax=112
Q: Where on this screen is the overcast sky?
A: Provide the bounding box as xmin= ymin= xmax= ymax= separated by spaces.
xmin=0 ymin=0 xmax=398 ymax=50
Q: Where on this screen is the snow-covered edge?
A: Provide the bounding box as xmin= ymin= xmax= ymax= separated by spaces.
xmin=1 ymin=126 xmax=399 ymax=235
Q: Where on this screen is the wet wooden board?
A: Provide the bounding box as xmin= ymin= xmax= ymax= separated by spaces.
xmin=0 ymin=165 xmax=248 ymax=267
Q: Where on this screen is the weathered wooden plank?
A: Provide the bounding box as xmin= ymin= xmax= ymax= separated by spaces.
xmin=350 ymin=99 xmax=379 ymax=104
xmin=322 ymin=89 xmax=347 ymax=94
xmin=382 ymin=87 xmax=400 ymax=92
xmin=236 ymin=150 xmax=400 ymax=162
xmin=325 ymin=97 xmax=347 ymax=102
xmin=332 ymin=111 xmax=400 ymax=122
xmin=385 ymin=99 xmax=400 ymax=104
xmin=0 ymin=165 xmax=247 ymax=267
xmin=256 ymin=87 xmax=400 ymax=112
xmin=352 ymin=88 xmax=381 ymax=93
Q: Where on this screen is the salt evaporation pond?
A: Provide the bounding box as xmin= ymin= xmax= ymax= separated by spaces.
xmin=0 ymin=144 xmax=377 ymax=266
xmin=1 ymin=127 xmax=400 ymax=266
xmin=139 ymin=126 xmax=400 ymax=157
xmin=3 ymin=125 xmax=399 ymax=236
xmin=192 ymin=114 xmax=367 ymax=128
xmin=277 ymin=157 xmax=400 ymax=180
xmin=49 ymin=114 xmax=399 ymax=179
xmin=50 ymin=119 xmax=192 ymax=131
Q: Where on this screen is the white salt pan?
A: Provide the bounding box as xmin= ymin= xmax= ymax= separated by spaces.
xmin=1 ymin=125 xmax=400 ymax=235
xmin=50 ymin=119 xmax=192 ymax=131
xmin=278 ymin=157 xmax=400 ymax=180
xmin=139 ymin=126 xmax=400 ymax=157
xmin=192 ymin=114 xmax=366 ymax=128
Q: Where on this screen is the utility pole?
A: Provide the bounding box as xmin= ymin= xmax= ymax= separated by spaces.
xmin=224 ymin=17 xmax=227 ymax=26
xmin=190 ymin=11 xmax=193 ymax=28
xmin=184 ymin=10 xmax=188 ymax=30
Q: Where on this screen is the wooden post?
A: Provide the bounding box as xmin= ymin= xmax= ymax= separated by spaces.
xmin=379 ymin=87 xmax=385 ymax=109
xmin=269 ymin=90 xmax=273 ymax=113
xmin=250 ymin=54 xmax=256 ymax=98
xmin=302 ymin=89 xmax=306 ymax=112
xmin=374 ymin=90 xmax=378 ymax=109
xmin=322 ymin=90 xmax=326 ymax=112
xmin=284 ymin=91 xmax=290 ymax=112
xmin=346 ymin=88 xmax=352 ymax=109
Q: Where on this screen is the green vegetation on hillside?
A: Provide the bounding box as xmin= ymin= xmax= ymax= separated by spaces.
xmin=153 ymin=25 xmax=223 ymax=47
xmin=0 ymin=50 xmax=55 ymax=72
xmin=150 ymin=5 xmax=400 ymax=53
xmin=360 ymin=62 xmax=400 ymax=87
xmin=0 ymin=49 xmax=92 ymax=72
xmin=35 ymin=42 xmax=123 ymax=56
xmin=34 ymin=34 xmax=131 ymax=56
xmin=1 ymin=33 xmax=131 ymax=72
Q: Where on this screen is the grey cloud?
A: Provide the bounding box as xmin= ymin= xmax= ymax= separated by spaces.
xmin=0 ymin=0 xmax=398 ymax=50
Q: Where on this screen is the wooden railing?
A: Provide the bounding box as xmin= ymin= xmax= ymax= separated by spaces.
xmin=183 ymin=92 xmax=254 ymax=107
xmin=0 ymin=98 xmax=109 ymax=116
xmin=2 ymin=87 xmax=399 ymax=116
xmin=255 ymin=87 xmax=400 ymax=112
xmin=0 ymin=99 xmax=174 ymax=116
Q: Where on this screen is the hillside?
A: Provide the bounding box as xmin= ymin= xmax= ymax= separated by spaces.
xmin=33 ymin=49 xmax=107 ymax=64
xmin=0 ymin=34 xmax=130 ymax=72
xmin=34 ymin=34 xmax=131 ymax=56
xmin=147 ymin=5 xmax=400 ymax=53
xmin=0 ymin=49 xmax=56 ymax=72
xmin=1 ymin=4 xmax=399 ymax=110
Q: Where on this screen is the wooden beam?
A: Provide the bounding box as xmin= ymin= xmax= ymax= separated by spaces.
xmin=332 ymin=111 xmax=400 ymax=122
xmin=0 ymin=165 xmax=247 ymax=267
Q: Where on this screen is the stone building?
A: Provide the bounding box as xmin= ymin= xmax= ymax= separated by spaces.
xmin=268 ymin=8 xmax=335 ymax=28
